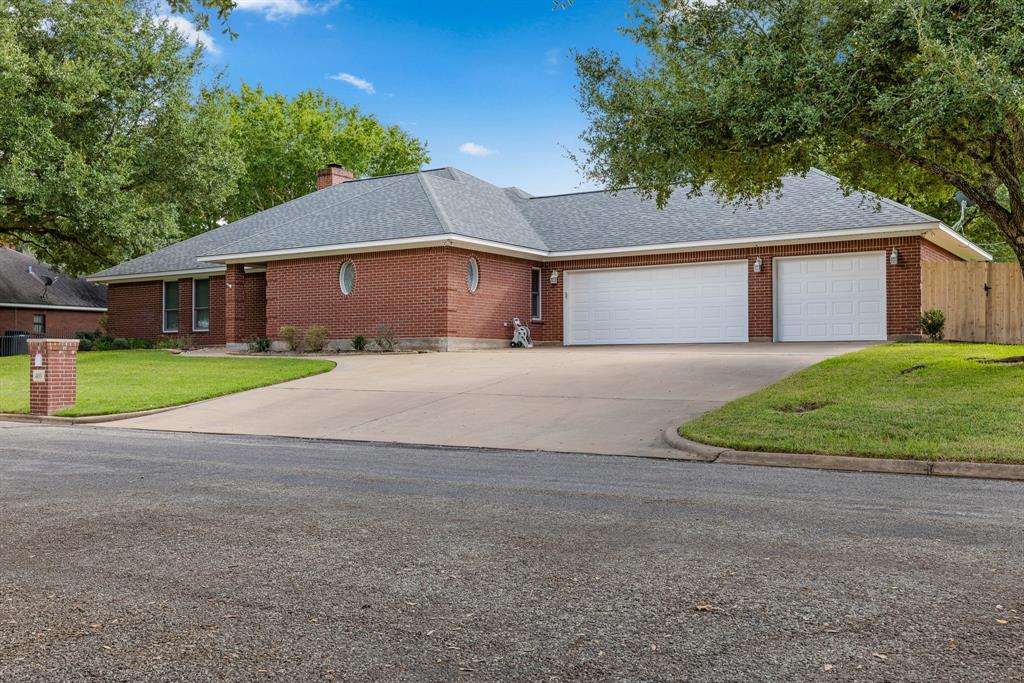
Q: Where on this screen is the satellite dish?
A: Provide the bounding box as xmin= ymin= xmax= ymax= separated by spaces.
xmin=27 ymin=265 xmax=59 ymax=301
xmin=954 ymin=190 xmax=975 ymax=208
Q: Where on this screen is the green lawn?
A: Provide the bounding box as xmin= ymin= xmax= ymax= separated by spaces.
xmin=681 ymin=343 xmax=1024 ymax=463
xmin=0 ymin=351 xmax=334 ymax=417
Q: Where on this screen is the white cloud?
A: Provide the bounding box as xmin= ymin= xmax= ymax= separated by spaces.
xmin=459 ymin=142 xmax=496 ymax=157
xmin=158 ymin=15 xmax=219 ymax=54
xmin=233 ymin=0 xmax=337 ymax=21
xmin=328 ymin=72 xmax=375 ymax=94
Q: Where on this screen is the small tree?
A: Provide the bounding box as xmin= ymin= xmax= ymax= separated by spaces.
xmin=919 ymin=309 xmax=946 ymax=342
xmin=304 ymin=325 xmax=329 ymax=353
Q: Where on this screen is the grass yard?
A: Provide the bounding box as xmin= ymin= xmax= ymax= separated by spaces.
xmin=0 ymin=351 xmax=334 ymax=417
xmin=681 ymin=343 xmax=1024 ymax=463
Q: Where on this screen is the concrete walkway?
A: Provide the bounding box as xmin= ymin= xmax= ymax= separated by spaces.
xmin=110 ymin=343 xmax=867 ymax=457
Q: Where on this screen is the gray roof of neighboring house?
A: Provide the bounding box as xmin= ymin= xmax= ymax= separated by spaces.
xmin=0 ymin=248 xmax=107 ymax=309
xmin=90 ymin=167 xmax=940 ymax=279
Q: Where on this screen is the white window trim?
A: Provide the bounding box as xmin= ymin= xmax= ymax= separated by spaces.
xmin=531 ymin=267 xmax=542 ymax=321
xmin=339 ymin=260 xmax=355 ymax=295
xmin=192 ymin=277 xmax=210 ymax=332
xmin=162 ymin=280 xmax=179 ymax=333
xmin=467 ymin=257 xmax=479 ymax=293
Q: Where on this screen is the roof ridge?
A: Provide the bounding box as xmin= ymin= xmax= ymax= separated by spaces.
xmin=416 ymin=172 xmax=455 ymax=233
xmin=207 ymin=175 xmax=414 ymax=257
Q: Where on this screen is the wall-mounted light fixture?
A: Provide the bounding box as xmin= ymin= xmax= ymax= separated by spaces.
xmin=889 ymin=247 xmax=899 ymax=266
xmin=550 ymin=270 xmax=559 ymax=286
xmin=753 ymin=256 xmax=762 ymax=273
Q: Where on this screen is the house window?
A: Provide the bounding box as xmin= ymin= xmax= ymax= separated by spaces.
xmin=163 ymin=281 xmax=179 ymax=332
xmin=531 ymin=268 xmax=542 ymax=320
xmin=339 ymin=261 xmax=355 ymax=295
xmin=193 ymin=278 xmax=210 ymax=332
xmin=33 ymin=314 xmax=46 ymax=335
xmin=467 ymin=257 xmax=479 ymax=293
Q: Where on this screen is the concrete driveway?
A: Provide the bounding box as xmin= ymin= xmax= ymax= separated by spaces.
xmin=111 ymin=343 xmax=866 ymax=457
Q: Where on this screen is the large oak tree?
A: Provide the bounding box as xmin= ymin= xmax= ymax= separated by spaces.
xmin=0 ymin=0 xmax=238 ymax=275
xmin=576 ymin=0 xmax=1024 ymax=271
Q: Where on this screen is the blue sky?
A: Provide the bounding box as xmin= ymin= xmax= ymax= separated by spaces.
xmin=172 ymin=0 xmax=643 ymax=196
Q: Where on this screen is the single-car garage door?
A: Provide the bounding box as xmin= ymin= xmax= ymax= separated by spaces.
xmin=775 ymin=252 xmax=887 ymax=342
xmin=565 ymin=261 xmax=748 ymax=345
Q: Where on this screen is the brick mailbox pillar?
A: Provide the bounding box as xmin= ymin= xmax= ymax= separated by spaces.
xmin=28 ymin=339 xmax=80 ymax=416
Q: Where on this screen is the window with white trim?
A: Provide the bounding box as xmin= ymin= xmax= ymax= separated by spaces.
xmin=193 ymin=278 xmax=210 ymax=331
xmin=33 ymin=313 xmax=46 ymax=335
xmin=531 ymin=268 xmax=542 ymax=320
xmin=467 ymin=257 xmax=479 ymax=293
xmin=339 ymin=261 xmax=355 ymax=295
xmin=163 ymin=281 xmax=179 ymax=333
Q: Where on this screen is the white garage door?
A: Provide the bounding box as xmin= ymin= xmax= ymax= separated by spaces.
xmin=775 ymin=253 xmax=887 ymax=342
xmin=565 ymin=261 xmax=748 ymax=345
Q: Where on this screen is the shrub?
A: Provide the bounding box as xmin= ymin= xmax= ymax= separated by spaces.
xmin=111 ymin=337 xmax=130 ymax=350
xmin=919 ymin=309 xmax=946 ymax=342
xmin=246 ymin=336 xmax=272 ymax=353
xmin=374 ymin=324 xmax=399 ymax=352
xmin=94 ymin=337 xmax=114 ymax=351
xmin=304 ymin=325 xmax=329 ymax=353
xmin=129 ymin=338 xmax=154 ymax=350
xmin=279 ymin=325 xmax=302 ymax=352
xmin=174 ymin=334 xmax=193 ymax=350
xmin=155 ymin=337 xmax=177 ymax=350
xmin=78 ymin=338 xmax=94 ymax=352
xmin=351 ymin=335 xmax=368 ymax=351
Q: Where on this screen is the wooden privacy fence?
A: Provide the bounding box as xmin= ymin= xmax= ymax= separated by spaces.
xmin=921 ymin=262 xmax=1024 ymax=344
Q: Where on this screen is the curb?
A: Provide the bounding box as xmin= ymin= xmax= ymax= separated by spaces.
xmin=662 ymin=428 xmax=1024 ymax=481
xmin=0 ymin=403 xmax=195 ymax=425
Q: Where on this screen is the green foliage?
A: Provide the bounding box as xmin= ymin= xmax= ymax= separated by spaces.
xmin=246 ymin=336 xmax=272 ymax=353
xmin=78 ymin=338 xmax=94 ymax=352
xmin=351 ymin=335 xmax=368 ymax=351
xmin=209 ymin=84 xmax=430 ymax=222
xmin=575 ymin=0 xmax=1024 ymax=269
xmin=919 ymin=309 xmax=946 ymax=342
xmin=111 ymin=338 xmax=130 ymax=350
xmin=303 ymin=325 xmax=329 ymax=353
xmin=279 ymin=325 xmax=301 ymax=352
xmin=0 ymin=0 xmax=239 ymax=275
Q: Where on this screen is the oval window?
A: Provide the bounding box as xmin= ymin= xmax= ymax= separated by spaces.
xmin=339 ymin=260 xmax=355 ymax=295
xmin=467 ymin=257 xmax=479 ymax=293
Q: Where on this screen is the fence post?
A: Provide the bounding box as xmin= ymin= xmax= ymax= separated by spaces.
xmin=28 ymin=339 xmax=80 ymax=416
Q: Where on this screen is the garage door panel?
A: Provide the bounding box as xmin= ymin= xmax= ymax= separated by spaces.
xmin=776 ymin=253 xmax=887 ymax=342
xmin=566 ymin=262 xmax=748 ymax=345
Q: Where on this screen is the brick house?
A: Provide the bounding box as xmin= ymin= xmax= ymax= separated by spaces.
xmin=89 ymin=165 xmax=989 ymax=349
xmin=1 ymin=247 xmax=107 ymax=337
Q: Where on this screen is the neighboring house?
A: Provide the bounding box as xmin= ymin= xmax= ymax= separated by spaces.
xmin=88 ymin=165 xmax=989 ymax=350
xmin=1 ymin=247 xmax=107 ymax=336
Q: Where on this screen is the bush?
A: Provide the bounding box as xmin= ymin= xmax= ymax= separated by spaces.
xmin=174 ymin=334 xmax=193 ymax=350
xmin=111 ymin=337 xmax=130 ymax=350
xmin=919 ymin=309 xmax=946 ymax=342
xmin=78 ymin=338 xmax=94 ymax=352
xmin=304 ymin=325 xmax=329 ymax=353
xmin=246 ymin=336 xmax=272 ymax=353
xmin=351 ymin=335 xmax=368 ymax=351
xmin=129 ymin=338 xmax=154 ymax=350
xmin=374 ymin=324 xmax=399 ymax=352
xmin=279 ymin=325 xmax=302 ymax=352
xmin=94 ymin=337 xmax=114 ymax=351
xmin=155 ymin=337 xmax=177 ymax=350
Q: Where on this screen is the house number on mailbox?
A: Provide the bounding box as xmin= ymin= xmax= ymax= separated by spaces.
xmin=32 ymin=370 xmax=46 ymax=383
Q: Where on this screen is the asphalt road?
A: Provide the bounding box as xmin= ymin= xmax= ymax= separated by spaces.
xmin=1 ymin=423 xmax=1022 ymax=682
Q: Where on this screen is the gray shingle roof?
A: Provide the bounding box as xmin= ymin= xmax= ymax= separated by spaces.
xmin=90 ymin=167 xmax=939 ymax=279
xmin=1 ymin=248 xmax=107 ymax=309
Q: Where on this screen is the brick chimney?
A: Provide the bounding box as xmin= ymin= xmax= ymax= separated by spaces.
xmin=317 ymin=164 xmax=355 ymax=190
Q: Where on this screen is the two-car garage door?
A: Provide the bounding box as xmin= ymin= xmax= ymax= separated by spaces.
xmin=565 ymin=261 xmax=749 ymax=345
xmin=563 ymin=252 xmax=887 ymax=345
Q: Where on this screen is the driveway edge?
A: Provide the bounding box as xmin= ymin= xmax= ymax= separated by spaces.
xmin=0 ymin=403 xmax=198 ymax=425
xmin=662 ymin=428 xmax=1024 ymax=481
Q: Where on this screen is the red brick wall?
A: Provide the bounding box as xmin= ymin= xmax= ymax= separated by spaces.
xmin=0 ymin=307 xmax=103 ymax=336
xmin=244 ymin=272 xmax=267 ymax=339
xmin=920 ymin=239 xmax=963 ymax=262
xmin=445 ymin=248 xmax=538 ymax=340
xmin=535 ymin=236 xmax=934 ymax=342
xmin=28 ymin=339 xmax=79 ymax=415
xmin=265 ymin=248 xmax=450 ymax=340
xmin=106 ymin=276 xmax=228 ymax=345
